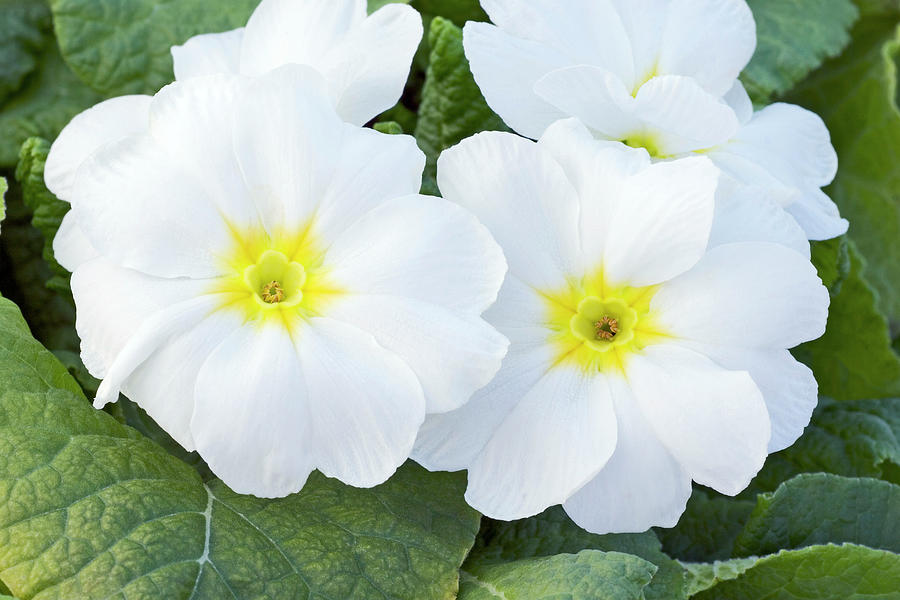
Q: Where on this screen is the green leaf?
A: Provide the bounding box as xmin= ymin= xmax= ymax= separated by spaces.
xmin=741 ymin=0 xmax=858 ymax=102
xmin=15 ymin=137 xmax=70 ymax=295
xmin=682 ymin=558 xmax=758 ymax=597
xmin=656 ymin=490 xmax=756 ymax=562
xmin=734 ymin=474 xmax=900 ymax=557
xmin=459 ymin=550 xmax=656 ymax=600
xmin=0 ymin=296 xmax=481 ymax=599
xmin=50 ymin=0 xmax=260 ymax=96
xmin=0 ymin=38 xmax=103 ymax=167
xmin=410 ymin=0 xmax=488 ymax=26
xmin=690 ymin=544 xmax=900 ymax=599
xmin=369 ymin=0 xmax=411 ymax=11
xmin=788 ymin=18 xmax=900 ymax=322
xmin=414 ymin=16 xmax=506 ymax=195
xmin=792 ymin=241 xmax=900 ymax=400
xmin=374 ymin=120 xmax=404 ymax=135
xmin=0 ymin=0 xmax=51 ymax=105
xmin=810 ymin=237 xmax=851 ymax=293
xmin=470 ymin=507 xmax=687 ymax=600
xmin=0 ymin=176 xmax=6 ymax=234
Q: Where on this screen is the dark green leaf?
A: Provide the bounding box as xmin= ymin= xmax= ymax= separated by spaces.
xmin=656 ymin=490 xmax=756 ymax=563
xmin=410 ymin=0 xmax=487 ymax=26
xmin=0 ymin=0 xmax=51 ymax=105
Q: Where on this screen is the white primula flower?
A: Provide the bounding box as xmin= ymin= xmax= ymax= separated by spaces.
xmin=413 ymin=120 xmax=829 ymax=533
xmin=171 ymin=0 xmax=422 ymax=125
xmin=46 ymin=66 xmax=508 ymax=497
xmin=463 ymin=0 xmax=847 ymax=240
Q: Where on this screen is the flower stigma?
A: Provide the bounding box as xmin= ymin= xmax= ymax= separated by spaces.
xmin=261 ymin=281 xmax=285 ymax=304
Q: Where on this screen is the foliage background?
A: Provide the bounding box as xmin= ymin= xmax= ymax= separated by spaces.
xmin=1 ymin=0 xmax=899 ymax=597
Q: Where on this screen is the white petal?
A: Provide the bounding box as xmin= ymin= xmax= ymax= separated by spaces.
xmin=611 ymin=0 xmax=666 ymax=87
xmin=709 ymin=179 xmax=811 ymax=258
xmin=484 ymin=274 xmax=558 ymax=345
xmin=563 ymin=377 xmax=692 ymax=533
xmin=603 ymin=157 xmax=717 ymax=287
xmin=657 ymin=0 xmax=756 ymax=96
xmin=784 ymin=189 xmax=849 ymax=241
xmin=465 ymin=366 xmax=617 ymax=520
xmin=192 ymin=321 xmax=316 ymax=497
xmin=462 ymin=21 xmax=570 ymax=139
xmin=45 ymin=95 xmax=151 ymax=199
xmin=53 ymin=212 xmax=99 ymax=273
xmin=71 ymin=134 xmax=232 ymax=279
xmin=724 ymin=80 xmax=753 ymax=125
xmin=632 ymin=75 xmax=739 ymax=154
xmin=297 ymin=317 xmax=425 ymax=487
xmin=240 ymin=0 xmax=366 ymax=76
xmin=652 ymin=242 xmax=829 ymax=349
xmin=328 ymin=295 xmax=507 ymax=414
xmin=627 ymin=344 xmax=770 ymax=495
xmin=437 ymin=131 xmax=582 ymax=289
xmin=533 ymin=65 xmax=642 ymax=140
xmin=325 ymin=194 xmax=505 ymax=313
xmin=323 ymin=4 xmax=423 ymax=125
xmin=689 ymin=345 xmax=818 ymax=453
xmin=171 ymin=28 xmax=244 ymax=80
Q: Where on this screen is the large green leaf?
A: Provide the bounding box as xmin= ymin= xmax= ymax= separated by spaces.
xmin=656 ymin=490 xmax=756 ymax=563
xmin=788 ymin=18 xmax=900 ymax=322
xmin=50 ymin=0 xmax=261 ymax=96
xmin=690 ymin=544 xmax=900 ymax=599
xmin=414 ymin=16 xmax=506 ymax=194
xmin=0 ymin=296 xmax=481 ymax=599
xmin=459 ymin=550 xmax=656 ymax=600
xmin=734 ymin=474 xmax=900 ymax=557
xmin=0 ymin=0 xmax=51 ymax=106
xmin=410 ymin=0 xmax=487 ymax=26
xmin=741 ymin=0 xmax=858 ymax=102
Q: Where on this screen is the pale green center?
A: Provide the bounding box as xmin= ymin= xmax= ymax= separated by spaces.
xmin=569 ymin=296 xmax=638 ymax=353
xmin=243 ymin=249 xmax=307 ymax=308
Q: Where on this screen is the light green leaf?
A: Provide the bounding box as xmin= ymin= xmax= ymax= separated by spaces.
xmin=0 ymin=0 xmax=51 ymax=105
xmin=741 ymin=0 xmax=858 ymax=102
xmin=459 ymin=550 xmax=656 ymax=600
xmin=414 ymin=16 xmax=506 ymax=195
xmin=374 ymin=120 xmax=404 ymax=135
xmin=656 ymin=490 xmax=756 ymax=563
xmin=50 ymin=0 xmax=260 ymax=96
xmin=810 ymin=237 xmax=851 ymax=293
xmin=682 ymin=558 xmax=758 ymax=597
xmin=0 ymin=296 xmax=481 ymax=599
xmin=0 ymin=176 xmax=6 ymax=234
xmin=369 ymin=0 xmax=411 ymax=11
xmin=471 ymin=507 xmax=687 ymax=600
xmin=690 ymin=544 xmax=900 ymax=599
xmin=411 ymin=0 xmax=487 ymax=26
xmin=734 ymin=474 xmax=900 ymax=557
xmin=788 ymin=18 xmax=900 ymax=322
xmin=793 ymin=241 xmax=900 ymax=400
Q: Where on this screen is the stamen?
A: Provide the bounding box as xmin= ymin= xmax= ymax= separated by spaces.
xmin=594 ymin=316 xmax=619 ymax=340
xmin=261 ymin=281 xmax=285 ymax=304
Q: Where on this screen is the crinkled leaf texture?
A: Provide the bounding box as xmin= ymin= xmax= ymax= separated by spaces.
xmin=0 ymin=296 xmax=480 ymax=599
xmin=0 ymin=0 xmax=51 ymax=105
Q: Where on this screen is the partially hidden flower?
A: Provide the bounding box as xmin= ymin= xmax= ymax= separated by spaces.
xmin=463 ymin=0 xmax=847 ymax=240
xmin=171 ymin=0 xmax=423 ymax=125
xmin=46 ymin=66 xmax=508 ymax=497
xmin=413 ymin=119 xmax=829 ymax=532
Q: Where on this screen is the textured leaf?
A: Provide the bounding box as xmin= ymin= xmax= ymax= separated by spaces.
xmin=793 ymin=241 xmax=900 ymax=400
xmin=414 ymin=16 xmax=506 ymax=194
xmin=0 ymin=176 xmax=6 ymax=234
xmin=656 ymin=490 xmax=756 ymax=563
xmin=458 ymin=550 xmax=655 ymax=600
xmin=788 ymin=18 xmax=900 ymax=322
xmin=734 ymin=474 xmax=900 ymax=557
xmin=471 ymin=507 xmax=687 ymax=600
xmin=691 ymin=544 xmax=900 ymax=599
xmin=742 ymin=0 xmax=858 ymax=102
xmin=0 ymin=296 xmax=481 ymax=599
xmin=682 ymin=558 xmax=757 ymax=597
xmin=50 ymin=0 xmax=260 ymax=96
xmin=0 ymin=0 xmax=51 ymax=105
xmin=810 ymin=237 xmax=851 ymax=293
xmin=410 ymin=0 xmax=487 ymax=26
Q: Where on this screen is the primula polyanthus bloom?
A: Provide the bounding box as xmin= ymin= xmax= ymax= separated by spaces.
xmin=463 ymin=0 xmax=847 ymax=240
xmin=413 ymin=119 xmax=829 ymax=533
xmin=45 ymin=66 xmax=508 ymax=497
xmin=171 ymin=0 xmax=422 ymax=126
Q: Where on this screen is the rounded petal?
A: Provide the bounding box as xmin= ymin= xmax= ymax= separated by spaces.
xmin=652 ymin=242 xmax=829 ymax=349
xmin=465 ymin=366 xmax=617 ymax=520
xmin=724 ymin=80 xmax=753 ymax=125
xmin=563 ymin=378 xmax=692 ymax=533
xmin=53 ymin=212 xmax=99 ymax=273
xmin=627 ymin=344 xmax=770 ymax=495
xmin=611 ymin=0 xmax=666 ymax=87
xmin=297 ymin=317 xmax=425 ymax=487
xmin=192 ymin=321 xmax=316 ymax=497
xmin=463 ymin=21 xmax=571 ymax=139
xmin=784 ymin=189 xmax=849 ymax=241
xmin=171 ymin=28 xmax=244 ymax=80
xmin=45 ymin=95 xmax=152 ymax=199
xmin=603 ymin=157 xmax=717 ymax=287
xmin=437 ymin=131 xmax=582 ymax=289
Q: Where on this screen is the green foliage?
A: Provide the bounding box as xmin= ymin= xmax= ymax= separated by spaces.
xmin=459 ymin=550 xmax=656 ymax=600
xmin=374 ymin=120 xmax=404 ymax=135
xmin=0 ymin=0 xmax=51 ymax=106
xmin=0 ymin=176 xmax=6 ymax=233
xmin=369 ymin=0 xmax=411 ymax=12
xmin=656 ymin=490 xmax=757 ymax=562
xmin=411 ymin=0 xmax=487 ymax=26
xmin=742 ymin=0 xmax=858 ymax=102
xmin=414 ymin=16 xmax=506 ymax=194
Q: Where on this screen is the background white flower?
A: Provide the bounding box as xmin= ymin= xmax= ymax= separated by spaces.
xmin=171 ymin=0 xmax=423 ymax=125
xmin=463 ymin=0 xmax=847 ymax=240
xmin=46 ymin=66 xmax=508 ymax=497
xmin=413 ymin=120 xmax=829 ymax=533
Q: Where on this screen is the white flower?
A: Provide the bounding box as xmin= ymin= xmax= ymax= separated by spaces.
xmin=171 ymin=0 xmax=423 ymax=125
xmin=413 ymin=119 xmax=829 ymax=532
xmin=463 ymin=0 xmax=847 ymax=240
xmin=46 ymin=66 xmax=508 ymax=497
